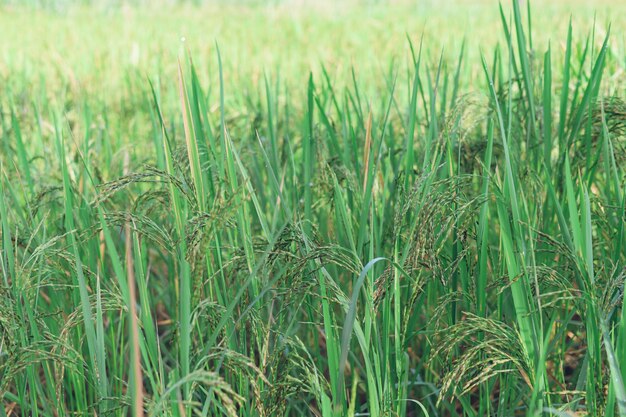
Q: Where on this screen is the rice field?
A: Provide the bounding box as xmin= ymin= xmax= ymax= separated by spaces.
xmin=1 ymin=0 xmax=625 ymax=416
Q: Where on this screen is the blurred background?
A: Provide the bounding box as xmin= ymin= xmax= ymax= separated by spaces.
xmin=0 ymin=0 xmax=623 ymax=134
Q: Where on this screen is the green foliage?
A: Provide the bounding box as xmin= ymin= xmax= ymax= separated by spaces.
xmin=0 ymin=1 xmax=625 ymax=416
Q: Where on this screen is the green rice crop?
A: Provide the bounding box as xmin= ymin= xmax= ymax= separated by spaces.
xmin=1 ymin=0 xmax=625 ymax=416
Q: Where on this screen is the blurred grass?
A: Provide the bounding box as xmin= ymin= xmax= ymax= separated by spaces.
xmin=1 ymin=1 xmax=623 ymax=98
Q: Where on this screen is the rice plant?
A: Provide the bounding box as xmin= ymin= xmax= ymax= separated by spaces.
xmin=0 ymin=0 xmax=625 ymax=416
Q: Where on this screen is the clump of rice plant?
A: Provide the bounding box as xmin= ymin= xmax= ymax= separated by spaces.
xmin=0 ymin=0 xmax=625 ymax=416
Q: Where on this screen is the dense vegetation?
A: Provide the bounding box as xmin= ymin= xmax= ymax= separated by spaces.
xmin=1 ymin=1 xmax=625 ymax=416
